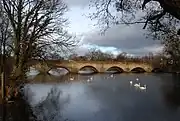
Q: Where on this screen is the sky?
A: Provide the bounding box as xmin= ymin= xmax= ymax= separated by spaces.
xmin=64 ymin=0 xmax=163 ymax=56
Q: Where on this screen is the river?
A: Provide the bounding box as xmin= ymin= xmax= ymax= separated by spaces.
xmin=1 ymin=72 xmax=180 ymax=121
xmin=17 ymin=72 xmax=180 ymax=121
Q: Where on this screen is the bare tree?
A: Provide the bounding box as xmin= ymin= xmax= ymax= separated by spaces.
xmin=0 ymin=4 xmax=12 ymax=57
xmin=88 ymin=0 xmax=180 ymax=34
xmin=142 ymin=0 xmax=180 ymax=20
xmin=84 ymin=48 xmax=114 ymax=61
xmin=162 ymin=35 xmax=180 ymax=70
xmin=89 ymin=0 xmax=180 ymax=71
xmin=116 ymin=52 xmax=127 ymax=61
xmin=1 ymin=0 xmax=77 ymax=81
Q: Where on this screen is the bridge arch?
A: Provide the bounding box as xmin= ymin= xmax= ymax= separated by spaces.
xmin=51 ymin=66 xmax=70 ymax=73
xmin=106 ymin=66 xmax=124 ymax=73
xmin=79 ymin=66 xmax=98 ymax=73
xmin=131 ymin=67 xmax=146 ymax=73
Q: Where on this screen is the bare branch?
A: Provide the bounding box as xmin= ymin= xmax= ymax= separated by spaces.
xmin=88 ymin=0 xmax=180 ymax=34
xmin=1 ymin=0 xmax=78 ymax=80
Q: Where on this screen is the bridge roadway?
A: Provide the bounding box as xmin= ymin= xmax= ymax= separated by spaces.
xmin=31 ymin=60 xmax=154 ymax=73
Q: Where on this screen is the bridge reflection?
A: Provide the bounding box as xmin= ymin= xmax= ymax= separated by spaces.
xmin=106 ymin=66 xmax=124 ymax=73
xmin=131 ymin=67 xmax=146 ymax=73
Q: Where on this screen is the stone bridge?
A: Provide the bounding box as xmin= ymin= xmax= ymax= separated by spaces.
xmin=31 ymin=60 xmax=155 ymax=73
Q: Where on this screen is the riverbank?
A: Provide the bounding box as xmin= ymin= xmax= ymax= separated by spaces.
xmin=0 ymin=93 xmax=38 ymax=121
xmin=0 ymin=83 xmax=24 ymax=104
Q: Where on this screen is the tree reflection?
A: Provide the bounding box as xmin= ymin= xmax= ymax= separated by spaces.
xmin=31 ymin=73 xmax=60 ymax=83
xmin=161 ymin=75 xmax=180 ymax=110
xmin=32 ymin=86 xmax=70 ymax=121
xmin=0 ymin=86 xmax=70 ymax=121
xmin=29 ymin=73 xmax=80 ymax=83
xmin=0 ymin=96 xmax=37 ymax=121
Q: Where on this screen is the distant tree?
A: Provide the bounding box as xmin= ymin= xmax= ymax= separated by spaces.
xmin=46 ymin=52 xmax=64 ymax=60
xmin=116 ymin=52 xmax=127 ymax=61
xmin=148 ymin=52 xmax=154 ymax=60
xmin=104 ymin=52 xmax=114 ymax=60
xmin=68 ymin=53 xmax=78 ymax=60
xmin=84 ymin=48 xmax=98 ymax=60
xmin=75 ymin=56 xmax=88 ymax=61
xmin=84 ymin=48 xmax=114 ymax=61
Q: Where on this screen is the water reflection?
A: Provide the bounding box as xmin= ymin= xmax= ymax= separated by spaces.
xmin=0 ymin=96 xmax=37 ymax=121
xmin=31 ymin=86 xmax=70 ymax=121
xmin=160 ymin=74 xmax=180 ymax=110
xmin=78 ymin=70 xmax=95 ymax=74
xmin=3 ymin=73 xmax=180 ymax=121
xmin=48 ymin=68 xmax=69 ymax=76
xmin=29 ymin=73 xmax=61 ymax=83
xmin=26 ymin=67 xmax=40 ymax=79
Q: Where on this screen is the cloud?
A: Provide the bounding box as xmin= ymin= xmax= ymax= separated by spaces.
xmin=74 ymin=44 xmax=163 ymax=57
xmin=82 ymin=24 xmax=162 ymax=55
xmin=74 ymin=45 xmax=90 ymax=56
xmin=124 ymin=44 xmax=164 ymax=56
xmin=74 ymin=44 xmax=122 ymax=56
xmin=65 ymin=0 xmax=163 ymax=56
xmin=65 ymin=0 xmax=90 ymax=7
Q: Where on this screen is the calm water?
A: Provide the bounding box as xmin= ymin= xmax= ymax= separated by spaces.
xmin=21 ymin=73 xmax=180 ymax=121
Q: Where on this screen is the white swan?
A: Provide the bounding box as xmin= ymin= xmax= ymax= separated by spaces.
xmin=110 ymin=74 xmax=113 ymax=78
xmin=90 ymin=77 xmax=93 ymax=80
xmin=70 ymin=77 xmax=74 ymax=81
xmin=136 ymin=78 xmax=139 ymax=81
xmin=134 ymin=83 xmax=140 ymax=87
xmin=87 ymin=79 xmax=91 ymax=82
xmin=139 ymin=85 xmax=147 ymax=90
xmin=130 ymin=81 xmax=133 ymax=85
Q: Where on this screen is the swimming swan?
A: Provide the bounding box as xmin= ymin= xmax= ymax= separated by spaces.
xmin=139 ymin=85 xmax=147 ymax=90
xmin=70 ymin=77 xmax=74 ymax=81
xmin=134 ymin=83 xmax=140 ymax=87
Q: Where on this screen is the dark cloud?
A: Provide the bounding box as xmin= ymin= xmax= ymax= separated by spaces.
xmin=84 ymin=24 xmax=160 ymax=49
xmin=65 ymin=1 xmax=162 ymax=56
xmin=122 ymin=45 xmax=163 ymax=56
xmin=82 ymin=24 xmax=162 ymax=55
